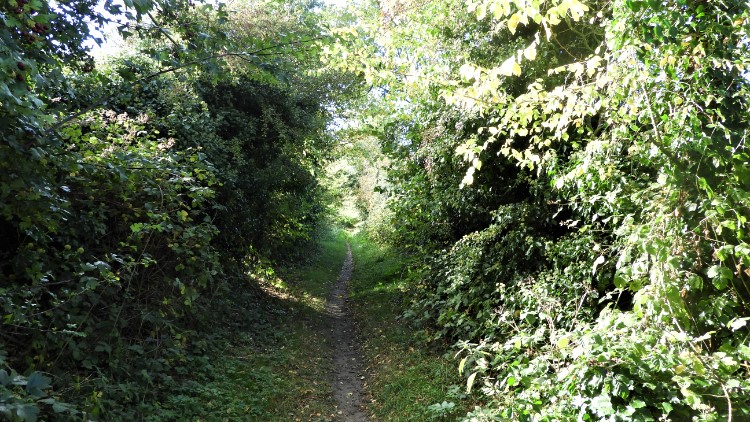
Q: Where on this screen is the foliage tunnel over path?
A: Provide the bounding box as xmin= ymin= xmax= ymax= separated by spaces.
xmin=3 ymin=0 xmax=750 ymax=420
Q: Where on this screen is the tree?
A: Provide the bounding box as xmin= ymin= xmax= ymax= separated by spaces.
xmin=0 ymin=0 xmax=350 ymax=419
xmin=327 ymin=0 xmax=750 ymax=419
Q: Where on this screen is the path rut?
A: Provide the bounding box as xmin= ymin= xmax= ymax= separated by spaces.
xmin=327 ymin=243 xmax=369 ymax=422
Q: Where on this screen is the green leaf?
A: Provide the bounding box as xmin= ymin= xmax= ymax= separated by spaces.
xmin=116 ymin=67 xmax=137 ymax=81
xmin=522 ymin=311 xmax=537 ymax=324
xmin=466 ymin=372 xmax=478 ymax=393
xmin=687 ymin=274 xmax=703 ymax=291
xmin=738 ymin=345 xmax=750 ymax=360
xmin=25 ymin=372 xmax=51 ymax=398
xmin=630 ymin=399 xmax=646 ymax=409
xmin=716 ymin=245 xmax=734 ymax=261
xmin=707 ymin=265 xmax=733 ymax=289
xmin=15 ymin=404 xmax=40 ymax=422
xmin=659 ymin=402 xmax=673 ymax=414
xmin=0 ymin=369 xmax=10 ymax=386
xmin=590 ymin=395 xmax=615 ymax=416
xmin=613 ymin=273 xmax=628 ymax=289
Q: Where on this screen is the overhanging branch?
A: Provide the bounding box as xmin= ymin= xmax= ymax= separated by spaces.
xmin=48 ymin=36 xmax=325 ymax=133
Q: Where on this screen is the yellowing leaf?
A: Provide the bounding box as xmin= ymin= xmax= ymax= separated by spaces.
xmin=546 ymin=6 xmax=562 ymax=26
xmin=512 ymin=62 xmax=522 ymax=76
xmin=491 ymin=1 xmax=510 ymax=19
xmin=499 ymin=57 xmax=517 ymax=76
xmin=476 ymin=3 xmax=487 ymax=20
xmin=568 ymin=0 xmax=590 ymax=21
xmin=466 ymin=372 xmax=478 ymax=393
xmin=508 ymin=13 xmax=521 ymax=34
xmin=523 ymin=44 xmax=537 ymax=61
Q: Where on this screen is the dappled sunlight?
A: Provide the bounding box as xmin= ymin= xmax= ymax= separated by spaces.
xmin=2 ymin=0 xmax=748 ymax=419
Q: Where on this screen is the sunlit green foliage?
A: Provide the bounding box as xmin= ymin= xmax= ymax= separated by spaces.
xmin=4 ymin=0 xmax=750 ymax=418
xmin=328 ymin=0 xmax=750 ymax=419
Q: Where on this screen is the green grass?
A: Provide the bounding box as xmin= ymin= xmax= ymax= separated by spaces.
xmin=348 ymin=232 xmax=471 ymax=421
xmin=160 ymin=228 xmax=348 ymax=421
xmin=158 ymin=227 xmax=469 ymax=421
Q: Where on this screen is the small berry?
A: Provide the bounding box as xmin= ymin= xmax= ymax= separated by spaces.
xmin=17 ymin=62 xmax=26 ymax=70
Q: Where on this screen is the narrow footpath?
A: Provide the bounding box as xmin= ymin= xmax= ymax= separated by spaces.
xmin=327 ymin=242 xmax=370 ymax=421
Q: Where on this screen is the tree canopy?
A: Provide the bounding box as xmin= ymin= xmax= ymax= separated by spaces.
xmin=330 ymin=0 xmax=750 ymax=419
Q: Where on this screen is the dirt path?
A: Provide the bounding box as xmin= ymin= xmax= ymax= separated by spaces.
xmin=327 ymin=242 xmax=370 ymax=422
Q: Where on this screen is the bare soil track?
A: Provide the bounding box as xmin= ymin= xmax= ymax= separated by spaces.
xmin=327 ymin=242 xmax=370 ymax=422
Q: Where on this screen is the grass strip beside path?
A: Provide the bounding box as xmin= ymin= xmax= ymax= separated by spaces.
xmin=349 ymin=232 xmax=471 ymax=421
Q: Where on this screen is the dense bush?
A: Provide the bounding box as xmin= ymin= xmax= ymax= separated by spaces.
xmin=412 ymin=204 xmax=603 ymax=343
xmin=0 ymin=0 xmax=340 ymax=419
xmin=198 ymin=79 xmax=331 ymax=262
xmin=1 ymin=91 xmax=224 ymax=419
xmin=330 ymin=0 xmax=750 ymax=419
